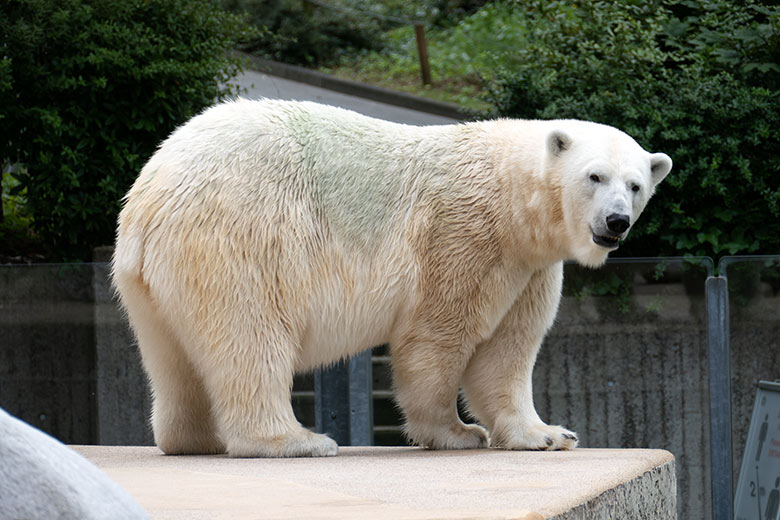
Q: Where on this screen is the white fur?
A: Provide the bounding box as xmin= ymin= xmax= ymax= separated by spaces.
xmin=112 ymin=99 xmax=670 ymax=457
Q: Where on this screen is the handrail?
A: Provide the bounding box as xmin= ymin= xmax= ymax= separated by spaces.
xmin=718 ymin=254 xmax=780 ymax=277
xmin=605 ymin=255 xmax=715 ymax=276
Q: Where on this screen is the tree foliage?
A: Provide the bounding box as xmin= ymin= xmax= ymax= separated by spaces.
xmin=222 ymin=0 xmax=490 ymax=67
xmin=486 ymin=0 xmax=780 ymax=258
xmin=223 ymin=0 xmax=385 ymax=66
xmin=0 ymin=0 xmax=256 ymax=260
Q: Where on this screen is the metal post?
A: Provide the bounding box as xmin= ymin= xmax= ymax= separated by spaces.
xmin=314 ymin=350 xmax=373 ymax=446
xmin=706 ymin=276 xmax=732 ymax=520
xmin=347 ymin=349 xmax=374 ymax=445
xmin=414 ymin=24 xmax=432 ymax=85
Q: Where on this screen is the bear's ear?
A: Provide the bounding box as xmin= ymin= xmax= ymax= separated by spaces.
xmin=649 ymin=153 xmax=672 ymax=186
xmin=546 ymin=130 xmax=572 ymax=157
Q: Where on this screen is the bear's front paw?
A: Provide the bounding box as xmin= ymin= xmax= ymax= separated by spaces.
xmin=492 ymin=422 xmax=578 ymax=451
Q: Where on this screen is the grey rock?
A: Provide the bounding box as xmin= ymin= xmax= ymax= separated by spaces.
xmin=0 ymin=407 xmax=148 ymax=520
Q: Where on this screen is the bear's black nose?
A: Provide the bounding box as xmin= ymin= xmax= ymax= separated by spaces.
xmin=606 ymin=213 xmax=630 ymax=234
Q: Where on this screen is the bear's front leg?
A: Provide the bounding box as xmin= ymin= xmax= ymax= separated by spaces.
xmin=391 ymin=333 xmax=489 ymax=450
xmin=462 ymin=263 xmax=578 ymax=451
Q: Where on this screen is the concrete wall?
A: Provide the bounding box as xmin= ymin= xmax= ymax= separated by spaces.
xmin=1 ymin=258 xmax=777 ymax=520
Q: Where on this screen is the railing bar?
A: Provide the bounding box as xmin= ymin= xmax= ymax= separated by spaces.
xmin=706 ymin=276 xmax=733 ymax=520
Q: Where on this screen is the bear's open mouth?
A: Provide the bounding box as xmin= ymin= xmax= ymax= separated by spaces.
xmin=592 ymin=233 xmax=621 ymax=249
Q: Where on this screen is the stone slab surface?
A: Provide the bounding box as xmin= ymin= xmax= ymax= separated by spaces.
xmin=72 ymin=446 xmax=675 ymax=519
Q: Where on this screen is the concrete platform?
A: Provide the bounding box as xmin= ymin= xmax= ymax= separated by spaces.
xmin=72 ymin=446 xmax=676 ymax=519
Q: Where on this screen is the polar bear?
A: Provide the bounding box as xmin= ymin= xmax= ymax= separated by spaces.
xmin=112 ymin=99 xmax=671 ymax=457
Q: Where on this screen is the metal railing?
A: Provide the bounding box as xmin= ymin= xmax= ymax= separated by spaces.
xmin=706 ymin=255 xmax=780 ymax=520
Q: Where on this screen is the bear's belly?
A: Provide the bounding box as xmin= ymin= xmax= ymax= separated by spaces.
xmin=295 ymin=286 xmax=404 ymax=371
xmin=292 ymin=253 xmax=418 ymax=371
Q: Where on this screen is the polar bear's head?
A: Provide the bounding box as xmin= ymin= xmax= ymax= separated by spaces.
xmin=546 ymin=122 xmax=672 ymax=267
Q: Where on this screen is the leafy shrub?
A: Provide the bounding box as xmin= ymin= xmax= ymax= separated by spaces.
xmin=663 ymin=0 xmax=780 ymax=89
xmin=224 ymin=0 xmax=490 ymax=68
xmin=485 ymin=0 xmax=780 ymax=258
xmin=0 ymin=164 xmax=42 ymax=262
xmin=0 ymin=0 xmax=256 ymax=260
xmin=319 ymin=2 xmax=524 ymax=110
xmin=369 ymin=0 xmax=488 ymax=27
xmin=224 ymin=0 xmax=385 ymax=66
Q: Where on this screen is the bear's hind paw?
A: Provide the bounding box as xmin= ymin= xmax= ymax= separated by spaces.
xmin=408 ymin=422 xmax=489 ymax=450
xmin=227 ymin=430 xmax=338 ymax=458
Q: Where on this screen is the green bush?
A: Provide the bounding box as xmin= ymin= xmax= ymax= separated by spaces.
xmin=223 ymin=0 xmax=490 ymax=68
xmin=0 ymin=0 xmax=256 ymax=260
xmin=367 ymin=0 xmax=488 ymax=27
xmin=318 ymin=2 xmax=523 ymax=111
xmin=0 ymin=163 xmax=42 ymax=262
xmin=224 ymin=0 xmax=385 ymax=66
xmin=485 ymin=0 xmax=780 ymax=258
xmin=663 ymin=0 xmax=780 ymax=89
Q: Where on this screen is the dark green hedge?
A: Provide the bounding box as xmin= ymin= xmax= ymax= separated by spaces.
xmin=485 ymin=0 xmax=780 ymax=258
xmin=221 ymin=0 xmax=490 ymax=67
xmin=223 ymin=0 xmax=384 ymax=67
xmin=0 ymin=0 xmax=256 ymax=260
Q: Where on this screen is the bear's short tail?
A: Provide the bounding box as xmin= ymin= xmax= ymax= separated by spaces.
xmin=111 ymin=221 xmax=149 ymax=315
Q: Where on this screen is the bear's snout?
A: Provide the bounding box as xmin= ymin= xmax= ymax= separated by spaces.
xmin=606 ymin=213 xmax=630 ymax=234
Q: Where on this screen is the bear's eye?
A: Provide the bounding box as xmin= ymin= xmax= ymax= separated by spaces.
xmin=631 ymin=184 xmax=640 ymax=193
xmin=589 ymin=174 xmax=601 ymax=183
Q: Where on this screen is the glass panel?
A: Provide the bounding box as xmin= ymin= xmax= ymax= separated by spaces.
xmin=92 ymin=261 xmax=153 ymax=446
xmin=0 ymin=262 xmax=357 ymax=446
xmin=0 ymin=264 xmax=99 ymax=444
xmin=721 ymin=256 xmax=780 ymax=502
xmin=0 ymin=257 xmax=715 ymax=519
xmin=536 ymin=257 xmax=712 ymax=520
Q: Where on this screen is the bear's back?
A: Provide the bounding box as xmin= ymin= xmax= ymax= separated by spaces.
xmin=134 ymin=99 xmax=464 ymax=249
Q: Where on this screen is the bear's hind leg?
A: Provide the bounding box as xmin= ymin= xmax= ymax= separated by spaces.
xmin=120 ymin=285 xmax=225 ymax=455
xmin=197 ymin=327 xmax=338 ymax=458
xmin=391 ymin=335 xmax=488 ymax=450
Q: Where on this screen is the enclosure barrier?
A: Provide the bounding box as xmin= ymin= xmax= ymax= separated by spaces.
xmin=0 ymin=255 xmax=778 ymax=519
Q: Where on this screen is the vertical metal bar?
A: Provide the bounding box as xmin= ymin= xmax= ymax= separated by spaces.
xmin=314 ymin=351 xmax=374 ymax=446
xmin=314 ymin=360 xmax=350 ymax=445
xmin=706 ymin=276 xmax=732 ymax=520
xmin=414 ymin=24 xmax=432 ymax=85
xmin=348 ymin=349 xmax=374 ymax=446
